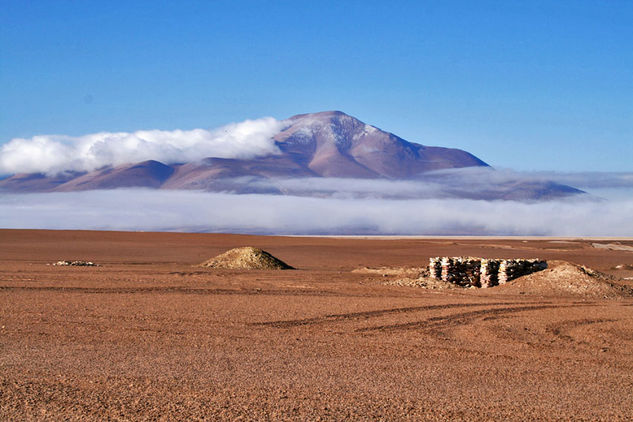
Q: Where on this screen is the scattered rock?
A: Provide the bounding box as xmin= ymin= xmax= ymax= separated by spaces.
xmin=385 ymin=277 xmax=457 ymax=290
xmin=52 ymin=260 xmax=98 ymax=266
xmin=353 ymin=266 xmax=455 ymax=289
xmin=199 ymin=247 xmax=293 ymax=270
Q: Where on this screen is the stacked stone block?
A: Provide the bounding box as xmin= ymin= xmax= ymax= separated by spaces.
xmin=429 ymin=257 xmax=442 ymax=280
xmin=439 ymin=257 xmax=482 ymax=287
xmin=428 ymin=257 xmax=547 ymax=288
xmin=498 ymin=259 xmax=547 ymax=284
xmin=440 ymin=257 xmax=456 ymax=283
xmin=480 ymin=259 xmax=501 ymax=288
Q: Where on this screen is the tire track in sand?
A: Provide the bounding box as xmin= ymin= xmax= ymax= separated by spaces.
xmin=252 ymin=302 xmax=551 ymax=328
xmin=355 ymin=304 xmax=596 ymax=333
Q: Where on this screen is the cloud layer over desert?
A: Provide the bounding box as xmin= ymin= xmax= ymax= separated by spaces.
xmin=1 ymin=185 xmax=633 ymax=235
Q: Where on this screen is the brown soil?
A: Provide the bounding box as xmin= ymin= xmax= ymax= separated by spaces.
xmin=353 ymin=267 xmax=457 ymax=289
xmin=352 ymin=266 xmax=427 ymax=277
xmin=199 ymin=246 xmax=293 ymax=270
xmin=2 ymin=229 xmax=633 ymax=420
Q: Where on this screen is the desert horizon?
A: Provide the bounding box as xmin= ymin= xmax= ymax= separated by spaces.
xmin=2 ymin=229 xmax=633 ymax=419
xmin=5 ymin=227 xmax=633 ymax=241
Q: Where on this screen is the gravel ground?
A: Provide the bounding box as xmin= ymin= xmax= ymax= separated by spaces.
xmin=1 ymin=230 xmax=633 ymax=421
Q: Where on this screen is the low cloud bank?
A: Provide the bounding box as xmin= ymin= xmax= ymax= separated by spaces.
xmin=0 ymin=118 xmax=284 ymax=175
xmin=209 ymin=168 xmax=633 ymax=200
xmin=1 ymin=189 xmax=632 ymax=236
xmin=528 ymin=171 xmax=633 ymax=190
xmin=417 ymin=167 xmax=633 ymax=195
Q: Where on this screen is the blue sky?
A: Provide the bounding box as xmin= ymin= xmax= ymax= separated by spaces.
xmin=1 ymin=0 xmax=631 ymax=172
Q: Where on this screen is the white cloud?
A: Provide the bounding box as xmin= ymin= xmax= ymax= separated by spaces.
xmin=0 ymin=118 xmax=285 ymax=175
xmin=1 ymin=189 xmax=632 ymax=236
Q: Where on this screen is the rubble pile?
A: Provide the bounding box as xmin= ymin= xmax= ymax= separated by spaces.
xmin=52 ymin=260 xmax=98 ymax=266
xmin=429 ymin=257 xmax=547 ymax=288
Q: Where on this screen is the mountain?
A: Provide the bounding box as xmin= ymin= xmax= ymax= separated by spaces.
xmin=54 ymin=160 xmax=174 ymax=191
xmin=273 ymin=111 xmax=488 ymax=178
xmin=0 ymin=171 xmax=81 ymax=192
xmin=0 ymin=111 xmax=582 ymax=199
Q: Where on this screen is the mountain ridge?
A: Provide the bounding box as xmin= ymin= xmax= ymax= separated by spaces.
xmin=0 ymin=111 xmax=583 ymax=200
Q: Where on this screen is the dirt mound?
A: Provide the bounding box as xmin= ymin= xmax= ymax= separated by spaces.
xmin=497 ymin=260 xmax=633 ymax=298
xmin=199 ymin=247 xmax=293 ymax=270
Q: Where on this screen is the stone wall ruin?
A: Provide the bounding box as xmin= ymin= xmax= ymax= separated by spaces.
xmin=429 ymin=257 xmax=547 ymax=288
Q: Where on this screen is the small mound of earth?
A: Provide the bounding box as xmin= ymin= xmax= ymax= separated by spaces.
xmin=199 ymin=247 xmax=293 ymax=270
xmin=497 ymin=260 xmax=633 ymax=298
xmin=52 ymin=260 xmax=98 ymax=266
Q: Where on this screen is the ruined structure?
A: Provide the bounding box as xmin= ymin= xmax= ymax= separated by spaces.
xmin=429 ymin=257 xmax=547 ymax=288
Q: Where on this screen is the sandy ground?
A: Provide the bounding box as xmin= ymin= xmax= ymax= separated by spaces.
xmin=2 ymin=229 xmax=633 ymax=420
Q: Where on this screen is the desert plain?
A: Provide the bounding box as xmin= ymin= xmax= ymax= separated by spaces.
xmin=1 ymin=229 xmax=633 ymax=421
